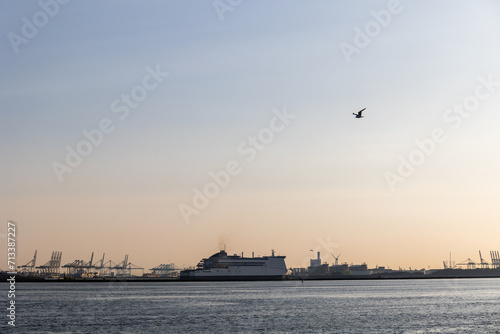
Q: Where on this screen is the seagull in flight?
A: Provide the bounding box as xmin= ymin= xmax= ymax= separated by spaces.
xmin=353 ymin=108 xmax=366 ymax=118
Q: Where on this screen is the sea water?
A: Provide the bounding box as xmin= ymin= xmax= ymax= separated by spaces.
xmin=2 ymin=278 xmax=500 ymax=333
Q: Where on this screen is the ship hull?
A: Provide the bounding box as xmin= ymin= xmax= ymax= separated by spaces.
xmin=179 ymin=274 xmax=284 ymax=281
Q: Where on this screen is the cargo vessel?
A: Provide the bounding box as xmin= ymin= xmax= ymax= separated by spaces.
xmin=180 ymin=250 xmax=287 ymax=281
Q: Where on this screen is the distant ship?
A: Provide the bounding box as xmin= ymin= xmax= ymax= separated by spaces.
xmin=180 ymin=250 xmax=287 ymax=281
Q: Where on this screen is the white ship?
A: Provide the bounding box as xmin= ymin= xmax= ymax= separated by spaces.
xmin=180 ymin=250 xmax=287 ymax=281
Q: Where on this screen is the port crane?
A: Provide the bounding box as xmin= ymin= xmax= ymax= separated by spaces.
xmin=18 ymin=250 xmax=37 ymax=275
xmin=149 ymin=263 xmax=181 ymax=277
xmin=479 ymin=251 xmax=489 ymax=269
xmin=329 ymin=252 xmax=342 ymax=266
xmin=491 ymin=251 xmax=500 ymax=269
xmin=36 ymin=251 xmax=62 ymax=275
xmin=456 ymin=258 xmax=476 ymax=270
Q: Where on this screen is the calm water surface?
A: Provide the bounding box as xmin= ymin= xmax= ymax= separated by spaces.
xmin=2 ymin=278 xmax=500 ymax=333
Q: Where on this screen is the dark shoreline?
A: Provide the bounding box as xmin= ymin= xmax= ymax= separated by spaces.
xmin=3 ymin=271 xmax=500 ymax=283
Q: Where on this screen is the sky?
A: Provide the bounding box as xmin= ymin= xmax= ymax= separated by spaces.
xmin=1 ymin=0 xmax=500 ymax=271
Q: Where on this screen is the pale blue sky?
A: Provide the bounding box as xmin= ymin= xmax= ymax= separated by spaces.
xmin=2 ymin=1 xmax=500 ymax=269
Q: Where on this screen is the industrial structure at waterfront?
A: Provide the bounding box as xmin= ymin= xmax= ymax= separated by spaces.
xmin=15 ymin=250 xmax=180 ymax=279
xmin=289 ymin=249 xmax=500 ymax=279
xmin=4 ymin=248 xmax=500 ymax=281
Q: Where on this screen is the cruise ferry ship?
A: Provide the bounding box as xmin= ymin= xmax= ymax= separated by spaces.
xmin=180 ymin=250 xmax=287 ymax=281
